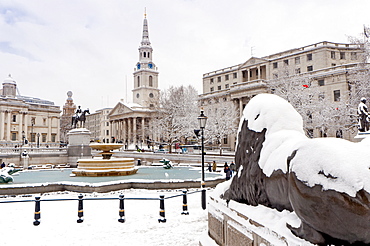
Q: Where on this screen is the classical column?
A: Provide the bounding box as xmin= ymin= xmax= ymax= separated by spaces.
xmin=0 ymin=110 xmax=5 ymax=140
xmin=24 ymin=113 xmax=28 ymax=141
xmin=141 ymin=117 xmax=145 ymax=143
xmin=258 ymin=66 xmax=261 ymax=80
xmin=18 ymin=112 xmax=23 ymax=142
xmin=239 ymin=98 xmax=243 ymax=118
xmin=127 ymin=118 xmax=131 ymax=144
xmin=56 ymin=116 xmax=60 ymax=142
xmin=247 ymin=69 xmax=250 ymax=82
xmin=6 ymin=110 xmax=11 ymax=141
xmin=48 ymin=117 xmax=52 ymax=142
xmin=133 ymin=117 xmax=137 ymax=145
xmin=123 ymin=119 xmax=127 ymax=142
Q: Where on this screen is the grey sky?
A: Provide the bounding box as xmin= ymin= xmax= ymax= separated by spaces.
xmin=0 ymin=0 xmax=369 ymax=111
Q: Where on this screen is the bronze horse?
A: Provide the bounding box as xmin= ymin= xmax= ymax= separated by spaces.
xmin=71 ymin=109 xmax=90 ymax=128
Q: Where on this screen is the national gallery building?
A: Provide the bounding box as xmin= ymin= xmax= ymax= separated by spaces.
xmin=0 ymin=75 xmax=61 ymax=146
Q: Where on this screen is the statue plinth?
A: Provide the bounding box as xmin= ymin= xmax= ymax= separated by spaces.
xmin=67 ymin=128 xmax=92 ymax=167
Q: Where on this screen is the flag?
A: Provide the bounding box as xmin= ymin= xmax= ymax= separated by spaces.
xmin=303 ymin=84 xmax=309 ymax=88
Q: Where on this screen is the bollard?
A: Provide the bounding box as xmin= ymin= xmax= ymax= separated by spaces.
xmin=201 ymin=187 xmax=206 ymax=210
xmin=158 ymin=195 xmax=166 ymax=223
xmin=118 ymin=194 xmax=125 ymax=223
xmin=181 ymin=190 xmax=189 ymax=215
xmin=33 ymin=196 xmax=41 ymax=226
xmin=77 ymin=194 xmax=84 ymax=223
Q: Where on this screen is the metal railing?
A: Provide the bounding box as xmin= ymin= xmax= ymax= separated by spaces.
xmin=0 ymin=189 xmax=206 ymax=226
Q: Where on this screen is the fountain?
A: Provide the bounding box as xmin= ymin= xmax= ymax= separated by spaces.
xmin=72 ymin=143 xmax=138 ymax=177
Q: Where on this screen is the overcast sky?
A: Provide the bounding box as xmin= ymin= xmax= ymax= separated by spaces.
xmin=0 ymin=0 xmax=369 ymax=112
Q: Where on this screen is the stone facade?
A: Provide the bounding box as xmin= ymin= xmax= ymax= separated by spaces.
xmin=85 ymin=107 xmax=112 ymax=143
xmin=199 ymin=41 xmax=364 ymax=145
xmin=0 ymin=75 xmax=61 ymax=146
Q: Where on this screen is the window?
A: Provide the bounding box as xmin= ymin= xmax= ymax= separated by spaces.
xmin=31 ymin=117 xmax=36 ymax=125
xmin=318 ymin=79 xmax=325 ymax=86
xmin=42 ymin=134 xmax=47 ymax=142
xmin=351 ymin=52 xmax=357 ymax=60
xmin=223 ymin=136 xmax=228 ymax=145
xmin=31 ymin=133 xmax=35 ymax=142
xmin=210 ymin=87 xmax=214 ymax=92
xmin=225 ymin=84 xmax=229 ymax=89
xmin=336 ymin=129 xmax=343 ymax=138
xmin=295 ymin=68 xmax=301 ymax=74
xmin=137 ymin=76 xmax=140 ymax=87
xmin=273 ymin=62 xmax=278 ymax=69
xmin=11 ymin=132 xmax=16 ymax=141
xmin=307 ymin=53 xmax=313 ymax=61
xmin=150 ymin=104 xmax=154 ymax=108
xmin=284 ymin=59 xmax=289 ymax=65
xmin=334 ymin=90 xmax=341 ymax=101
xmin=340 ymin=52 xmax=345 ymax=59
xmin=136 ymin=93 xmax=140 ymax=98
xmin=295 ymin=57 xmax=300 ymax=65
xmin=217 ymin=85 xmax=221 ymax=90
xmin=233 ymin=72 xmax=237 ymax=79
xmin=225 ymin=74 xmax=229 ymax=81
xmin=210 ymin=78 xmax=214 ymax=84
xmin=149 ymin=76 xmax=153 ymax=86
xmin=106 ymin=130 xmax=109 ymax=136
xmin=148 ymin=52 xmax=150 ymax=58
xmin=331 ymin=51 xmax=336 ymax=59
xmin=149 ymin=93 xmax=154 ymax=98
xmin=307 ymin=66 xmax=313 ymax=72
xmin=106 ymin=122 xmax=109 ymax=126
xmin=51 ymin=134 xmax=56 ymax=142
xmin=217 ymin=77 xmax=221 ymax=82
xmin=143 ymin=52 xmax=146 ymax=58
xmin=12 ymin=115 xmax=16 ymax=122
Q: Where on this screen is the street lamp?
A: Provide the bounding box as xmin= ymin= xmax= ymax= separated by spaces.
xmin=22 ymin=131 xmax=25 ymax=146
xmin=197 ymin=110 xmax=207 ymax=210
xmin=37 ymin=133 xmax=40 ymax=148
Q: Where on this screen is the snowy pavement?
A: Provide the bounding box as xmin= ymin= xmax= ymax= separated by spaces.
xmin=0 ymin=188 xmax=212 ymax=246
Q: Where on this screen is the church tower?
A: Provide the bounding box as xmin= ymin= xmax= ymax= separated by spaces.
xmin=132 ymin=11 xmax=159 ymax=108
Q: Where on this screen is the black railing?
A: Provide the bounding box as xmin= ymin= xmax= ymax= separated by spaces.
xmin=0 ymin=189 xmax=205 ymax=226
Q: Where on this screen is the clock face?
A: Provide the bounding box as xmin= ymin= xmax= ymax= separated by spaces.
xmin=137 ymin=64 xmax=141 ymax=69
xmin=148 ymin=63 xmax=153 ymax=69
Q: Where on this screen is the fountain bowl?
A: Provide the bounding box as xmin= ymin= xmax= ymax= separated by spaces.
xmin=89 ymin=143 xmax=123 ymax=152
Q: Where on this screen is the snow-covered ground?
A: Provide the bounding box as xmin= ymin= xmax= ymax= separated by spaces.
xmin=0 ymin=189 xmax=212 ymax=246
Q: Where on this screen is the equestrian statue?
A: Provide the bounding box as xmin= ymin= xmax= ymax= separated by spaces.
xmin=71 ymin=106 xmax=90 ymax=128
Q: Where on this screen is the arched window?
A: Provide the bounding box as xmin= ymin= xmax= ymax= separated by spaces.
xmin=149 ymin=76 xmax=153 ymax=87
xmin=148 ymin=52 xmax=150 ymax=58
xmin=143 ymin=52 xmax=146 ymax=58
xmin=136 ymin=93 xmax=140 ymax=98
xmin=137 ymin=76 xmax=140 ymax=87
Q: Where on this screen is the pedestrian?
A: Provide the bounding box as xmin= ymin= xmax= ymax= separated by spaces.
xmin=208 ymin=163 xmax=212 ymax=172
xmin=224 ymin=166 xmax=232 ymax=180
xmin=212 ymin=161 xmax=217 ymax=172
xmin=224 ymin=162 xmax=228 ymax=169
xmin=230 ymin=161 xmax=236 ymax=172
xmin=1 ymin=162 xmax=5 ymax=169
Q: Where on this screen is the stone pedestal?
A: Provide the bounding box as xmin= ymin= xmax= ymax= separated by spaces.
xmin=67 ymin=128 xmax=92 ymax=167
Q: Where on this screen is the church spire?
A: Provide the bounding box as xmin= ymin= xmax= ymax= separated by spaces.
xmin=141 ymin=9 xmax=151 ymax=47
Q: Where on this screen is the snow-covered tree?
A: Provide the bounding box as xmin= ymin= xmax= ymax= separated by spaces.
xmin=202 ymin=98 xmax=239 ymax=155
xmin=152 ymin=85 xmax=198 ymax=152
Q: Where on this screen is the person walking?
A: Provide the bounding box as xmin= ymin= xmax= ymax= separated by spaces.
xmin=212 ymin=161 xmax=217 ymax=172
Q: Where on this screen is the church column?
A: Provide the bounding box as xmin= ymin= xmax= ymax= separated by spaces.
xmin=247 ymin=69 xmax=250 ymax=82
xmin=258 ymin=66 xmax=261 ymax=80
xmin=0 ymin=110 xmax=5 ymax=140
xmin=6 ymin=110 xmax=11 ymax=141
xmin=123 ymin=119 xmax=126 ymax=142
xmin=133 ymin=117 xmax=137 ymax=145
xmin=18 ymin=112 xmax=23 ymax=142
xmin=127 ymin=118 xmax=131 ymax=144
xmin=141 ymin=117 xmax=145 ymax=144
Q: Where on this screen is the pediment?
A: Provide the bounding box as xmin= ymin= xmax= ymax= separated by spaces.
xmin=239 ymin=57 xmax=267 ymax=69
xmin=109 ymin=102 xmax=133 ymax=117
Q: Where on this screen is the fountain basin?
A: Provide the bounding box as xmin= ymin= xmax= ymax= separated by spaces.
xmin=73 ymin=158 xmax=138 ymax=177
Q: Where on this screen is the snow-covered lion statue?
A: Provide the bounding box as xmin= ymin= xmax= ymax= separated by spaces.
xmin=222 ymin=94 xmax=370 ymax=245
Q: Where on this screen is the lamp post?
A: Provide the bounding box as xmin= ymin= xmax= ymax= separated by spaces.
xmin=37 ymin=133 xmax=40 ymax=148
xmin=22 ymin=131 xmax=25 ymax=146
xmin=197 ymin=110 xmax=207 ymax=210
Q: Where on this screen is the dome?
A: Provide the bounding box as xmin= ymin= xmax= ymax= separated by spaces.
xmin=3 ymin=75 xmax=16 ymax=85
